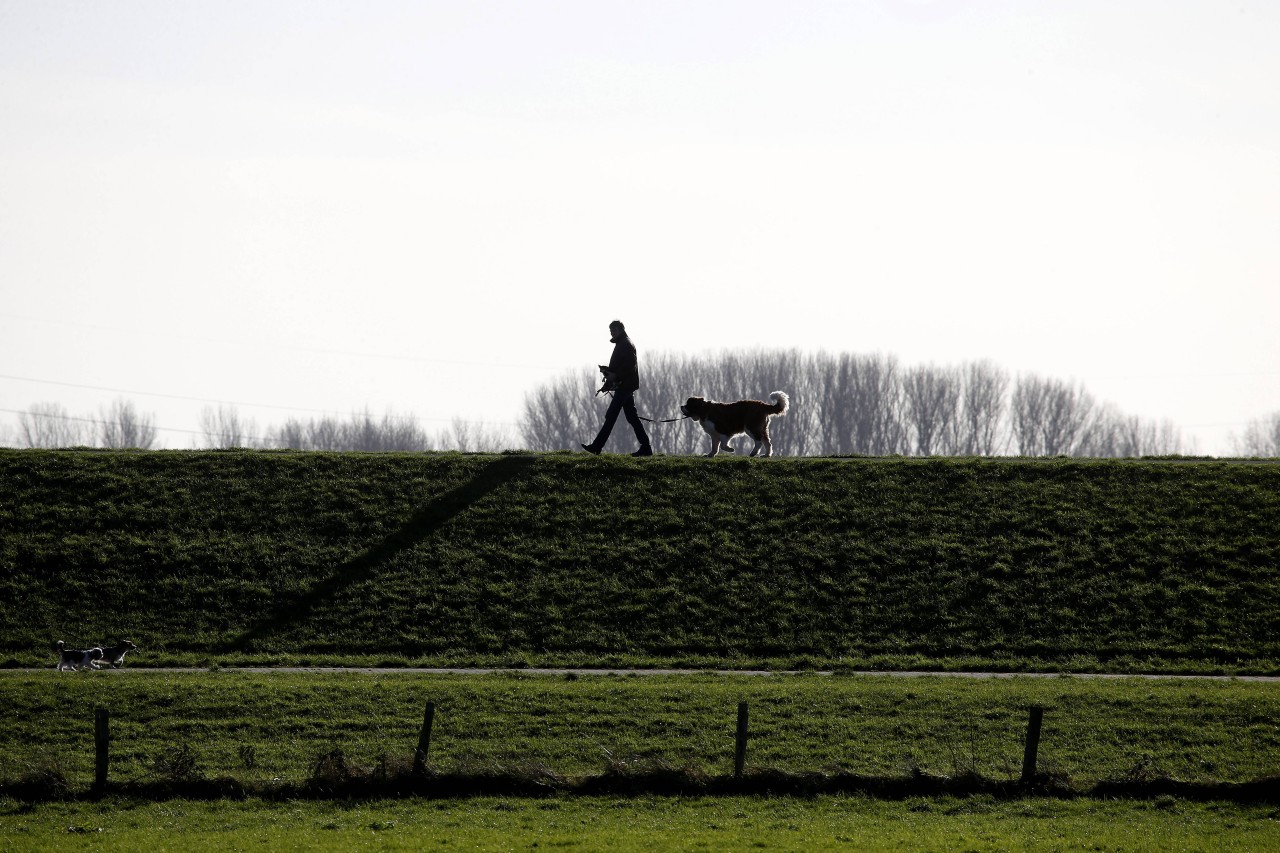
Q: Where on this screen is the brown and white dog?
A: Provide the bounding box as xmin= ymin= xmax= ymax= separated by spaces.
xmin=680 ymin=391 xmax=789 ymax=457
xmin=56 ymin=640 xmax=104 ymax=672
xmin=97 ymin=640 xmax=138 ymax=669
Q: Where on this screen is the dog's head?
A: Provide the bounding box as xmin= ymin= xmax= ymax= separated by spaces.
xmin=88 ymin=647 xmax=104 ymax=661
xmin=114 ymin=640 xmax=138 ymax=653
xmin=681 ymin=396 xmax=709 ymax=418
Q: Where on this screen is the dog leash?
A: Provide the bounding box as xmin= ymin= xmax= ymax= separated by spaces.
xmin=598 ymin=387 xmax=689 ymax=425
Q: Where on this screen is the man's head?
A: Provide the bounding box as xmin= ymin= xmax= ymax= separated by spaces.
xmin=609 ymin=320 xmax=625 ymax=336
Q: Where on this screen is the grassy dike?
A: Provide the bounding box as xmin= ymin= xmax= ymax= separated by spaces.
xmin=3 ymin=449 xmax=1280 ymax=672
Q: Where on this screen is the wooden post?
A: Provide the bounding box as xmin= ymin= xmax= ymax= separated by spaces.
xmin=94 ymin=708 xmax=110 ymax=794
xmin=734 ymin=702 xmax=749 ymax=779
xmin=414 ymin=701 xmax=436 ymax=775
xmin=1021 ymin=705 xmax=1044 ymax=785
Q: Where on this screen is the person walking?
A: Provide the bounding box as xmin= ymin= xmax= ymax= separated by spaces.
xmin=583 ymin=320 xmax=652 ymax=457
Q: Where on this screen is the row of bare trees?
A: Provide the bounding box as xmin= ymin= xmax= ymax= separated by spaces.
xmin=199 ymin=405 xmax=512 ymax=452
xmin=6 ymin=355 xmax=1274 ymax=456
xmin=521 ymin=350 xmax=1192 ymax=457
xmin=14 ymin=399 xmax=159 ymax=449
xmin=6 ymin=401 xmax=512 ymax=452
xmin=1233 ymin=411 xmax=1280 ymax=457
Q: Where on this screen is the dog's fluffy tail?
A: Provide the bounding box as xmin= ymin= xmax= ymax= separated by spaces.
xmin=770 ymin=391 xmax=789 ymax=415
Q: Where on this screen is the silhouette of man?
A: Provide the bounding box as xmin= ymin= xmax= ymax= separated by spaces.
xmin=583 ymin=320 xmax=652 ymax=457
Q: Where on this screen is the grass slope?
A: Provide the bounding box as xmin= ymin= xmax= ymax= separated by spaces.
xmin=2 ymin=449 xmax=1279 ymax=671
xmin=4 ymin=672 xmax=1280 ymax=790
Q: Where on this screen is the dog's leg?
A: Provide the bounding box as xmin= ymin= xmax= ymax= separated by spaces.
xmin=758 ymin=423 xmax=774 ymax=457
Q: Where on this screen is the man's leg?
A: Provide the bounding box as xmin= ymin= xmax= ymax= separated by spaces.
xmin=621 ymin=393 xmax=651 ymax=452
xmin=584 ymin=393 xmax=625 ymax=452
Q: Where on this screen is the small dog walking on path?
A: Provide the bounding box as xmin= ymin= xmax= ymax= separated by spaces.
xmin=56 ymin=641 xmax=103 ymax=671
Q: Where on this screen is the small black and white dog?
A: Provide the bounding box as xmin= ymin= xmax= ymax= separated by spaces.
xmin=56 ymin=641 xmax=104 ymax=672
xmin=98 ymin=640 xmax=138 ymax=669
xmin=595 ymin=365 xmax=619 ymax=395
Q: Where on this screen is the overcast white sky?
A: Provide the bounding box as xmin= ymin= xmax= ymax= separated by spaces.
xmin=2 ymin=1 xmax=1277 ymax=453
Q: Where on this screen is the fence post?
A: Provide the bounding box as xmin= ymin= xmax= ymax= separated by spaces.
xmin=1021 ymin=705 xmax=1044 ymax=785
xmin=414 ymin=701 xmax=436 ymax=775
xmin=734 ymin=702 xmax=749 ymax=780
xmin=94 ymin=708 xmax=110 ymax=794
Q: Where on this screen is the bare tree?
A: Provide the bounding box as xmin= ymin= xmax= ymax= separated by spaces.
xmin=263 ymin=409 xmax=436 ymax=451
xmin=345 ymin=409 xmax=384 ymax=451
xmin=1042 ymin=380 xmax=1095 ymax=456
xmin=902 ymin=364 xmax=961 ymax=456
xmin=199 ymin=404 xmax=260 ymax=448
xmin=1233 ymin=411 xmax=1280 ymax=457
xmin=384 ymin=412 xmax=436 ymax=451
xmin=957 ymin=361 xmax=1009 ymax=455
xmin=17 ymin=402 xmax=91 ymax=447
xmin=441 ymin=417 xmax=512 ymax=452
xmin=272 ymin=418 xmax=308 ymax=449
xmin=521 ymin=369 xmax=601 ymax=452
xmin=809 ymin=352 xmax=906 ymax=455
xmin=1010 ymin=375 xmax=1048 ymax=455
xmin=308 ymin=416 xmax=345 ymax=450
xmin=1011 ymin=375 xmax=1096 ymax=456
xmin=1080 ymin=407 xmax=1187 ymax=457
xmin=98 ymin=398 xmax=158 ymax=449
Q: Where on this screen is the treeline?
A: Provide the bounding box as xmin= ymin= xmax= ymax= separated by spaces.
xmin=6 ymin=353 xmax=1278 ymax=456
xmin=9 ymin=399 xmax=512 ymax=452
xmin=1236 ymin=412 xmax=1280 ymax=458
xmin=521 ymin=350 xmax=1192 ymax=457
xmin=197 ymin=406 xmax=512 ymax=452
xmin=13 ymin=399 xmax=159 ymax=449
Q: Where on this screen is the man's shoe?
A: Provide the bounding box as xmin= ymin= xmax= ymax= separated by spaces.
xmin=581 ymin=443 xmax=602 ymax=455
xmin=632 ymin=445 xmax=653 ymax=457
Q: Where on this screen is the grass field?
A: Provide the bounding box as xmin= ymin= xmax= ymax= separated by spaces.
xmin=3 ymin=449 xmax=1280 ymax=673
xmin=4 ymin=672 xmax=1279 ymax=793
xmin=6 ymin=449 xmax=1280 ymax=847
xmin=6 ymin=796 xmax=1280 ymax=852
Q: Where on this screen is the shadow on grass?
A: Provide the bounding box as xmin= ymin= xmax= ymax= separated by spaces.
xmin=226 ymin=454 xmax=538 ymax=652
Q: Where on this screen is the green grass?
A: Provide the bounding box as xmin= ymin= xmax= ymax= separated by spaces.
xmin=5 ymin=796 xmax=1280 ymax=851
xmin=3 ymin=672 xmax=1279 ymax=792
xmin=3 ymin=449 xmax=1280 ymax=672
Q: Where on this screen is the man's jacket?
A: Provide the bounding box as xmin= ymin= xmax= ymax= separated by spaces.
xmin=608 ymin=334 xmax=640 ymax=392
